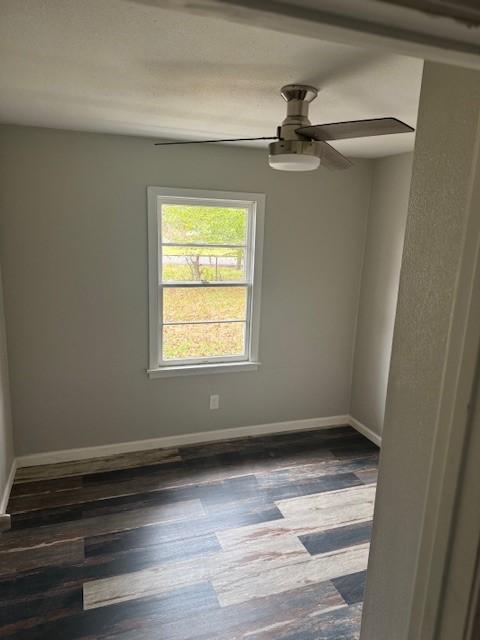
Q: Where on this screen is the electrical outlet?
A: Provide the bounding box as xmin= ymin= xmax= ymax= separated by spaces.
xmin=210 ymin=394 xmax=220 ymax=410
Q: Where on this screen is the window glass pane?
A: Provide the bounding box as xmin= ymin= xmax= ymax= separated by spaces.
xmin=163 ymin=322 xmax=246 ymax=360
xmin=164 ymin=287 xmax=247 ymax=324
xmin=162 ymin=246 xmax=246 ymax=282
xmin=161 ymin=205 xmax=248 ymax=245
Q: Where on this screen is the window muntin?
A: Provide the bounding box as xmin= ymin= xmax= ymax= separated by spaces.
xmin=161 ymin=246 xmax=247 ymax=282
xmin=148 ymin=189 xmax=264 ymax=371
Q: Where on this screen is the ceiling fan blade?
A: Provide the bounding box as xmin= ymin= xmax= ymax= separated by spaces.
xmin=318 ymin=142 xmax=353 ymax=170
xmin=155 ymin=136 xmax=278 ymax=146
xmin=296 ymin=117 xmax=414 ymax=142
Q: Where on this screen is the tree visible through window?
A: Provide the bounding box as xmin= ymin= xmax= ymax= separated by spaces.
xmin=148 ymin=188 xmax=264 ymax=371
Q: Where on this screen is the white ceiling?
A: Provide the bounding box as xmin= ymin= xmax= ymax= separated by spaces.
xmin=0 ymin=0 xmax=423 ymax=157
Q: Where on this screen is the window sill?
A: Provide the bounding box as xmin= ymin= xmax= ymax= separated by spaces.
xmin=147 ymin=361 xmax=261 ymax=378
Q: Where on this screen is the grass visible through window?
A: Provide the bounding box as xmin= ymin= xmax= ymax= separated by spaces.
xmin=163 ymin=322 xmax=245 ymax=360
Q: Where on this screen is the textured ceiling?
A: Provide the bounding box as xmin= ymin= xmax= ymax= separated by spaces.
xmin=0 ymin=0 xmax=423 ymax=157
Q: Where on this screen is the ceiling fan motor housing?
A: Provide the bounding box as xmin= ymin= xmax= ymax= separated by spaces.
xmin=279 ymin=84 xmax=318 ymax=140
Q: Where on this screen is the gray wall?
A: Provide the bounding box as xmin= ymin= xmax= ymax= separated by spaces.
xmin=0 ymin=265 xmax=14 ymax=507
xmin=0 ymin=125 xmax=372 ymax=456
xmin=350 ymin=153 xmax=413 ymax=436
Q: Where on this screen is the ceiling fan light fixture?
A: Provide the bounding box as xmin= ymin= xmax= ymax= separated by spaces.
xmin=268 ymin=153 xmax=320 ymax=171
xmin=268 ymin=140 xmax=321 ymax=172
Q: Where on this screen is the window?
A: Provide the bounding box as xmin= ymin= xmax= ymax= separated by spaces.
xmin=147 ymin=187 xmax=265 ymax=377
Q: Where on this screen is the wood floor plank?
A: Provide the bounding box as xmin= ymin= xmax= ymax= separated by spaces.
xmin=8 ymin=475 xmax=267 ymax=533
xmin=8 ymin=470 xmax=261 ymax=515
xmin=252 ymin=602 xmax=364 ymax=640
xmin=73 ymin=502 xmax=285 ymax=556
xmin=0 ymin=539 xmax=85 ymax=576
xmin=83 ymin=536 xmax=310 ymax=610
xmin=0 ymin=534 xmax=222 ymax=612
xmin=182 ymin=448 xmax=338 ymax=481
xmin=254 ymin=455 xmax=378 ymax=487
xmin=10 ymin=459 xmax=374 ymax=520
xmin=178 ymin=435 xmax=370 ymax=483
xmin=97 ymin=580 xmax=346 ymax=640
xmin=9 ymin=470 xmax=194 ymax=517
xmin=2 ymin=583 xmax=220 ymax=640
xmin=77 ymin=445 xmax=332 ymax=490
xmin=328 ymin=438 xmax=378 ymax=460
xmin=83 ymin=534 xmax=221 ymax=584
xmin=354 ymin=468 xmax=378 ymax=485
xmin=0 ymin=587 xmax=83 ymax=636
xmin=260 ymin=472 xmax=364 ymax=502
xmin=217 ymin=484 xmax=375 ymax=552
xmin=212 ymin=544 xmax=370 ymax=607
xmin=178 ymin=427 xmax=357 ymax=460
xmin=332 ymin=570 xmax=368 ymax=605
xmin=9 ymin=476 xmax=84 ymax=499
xmin=14 ymin=448 xmax=181 ymax=483
xmin=299 ymin=521 xmax=373 ymax=556
xmin=11 ymin=506 xmax=84 ymax=531
xmin=276 ymin=483 xmax=376 ymax=520
xmin=85 ymin=530 xmax=220 ymax=561
xmin=0 ymin=499 xmax=206 ymax=552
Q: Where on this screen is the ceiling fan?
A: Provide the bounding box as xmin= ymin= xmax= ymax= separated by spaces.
xmin=155 ymin=84 xmax=414 ymax=172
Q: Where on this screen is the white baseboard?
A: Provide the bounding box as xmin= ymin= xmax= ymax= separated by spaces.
xmin=349 ymin=415 xmax=382 ymax=447
xmin=14 ymin=413 xmax=379 ymax=471
xmin=1 ymin=458 xmax=17 ymax=514
xmin=16 ymin=414 xmax=351 ymax=468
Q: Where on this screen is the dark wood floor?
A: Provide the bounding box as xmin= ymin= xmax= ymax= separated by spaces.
xmin=0 ymin=426 xmax=378 ymax=639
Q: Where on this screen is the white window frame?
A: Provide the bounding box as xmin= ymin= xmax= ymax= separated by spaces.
xmin=147 ymin=187 xmax=265 ymax=378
